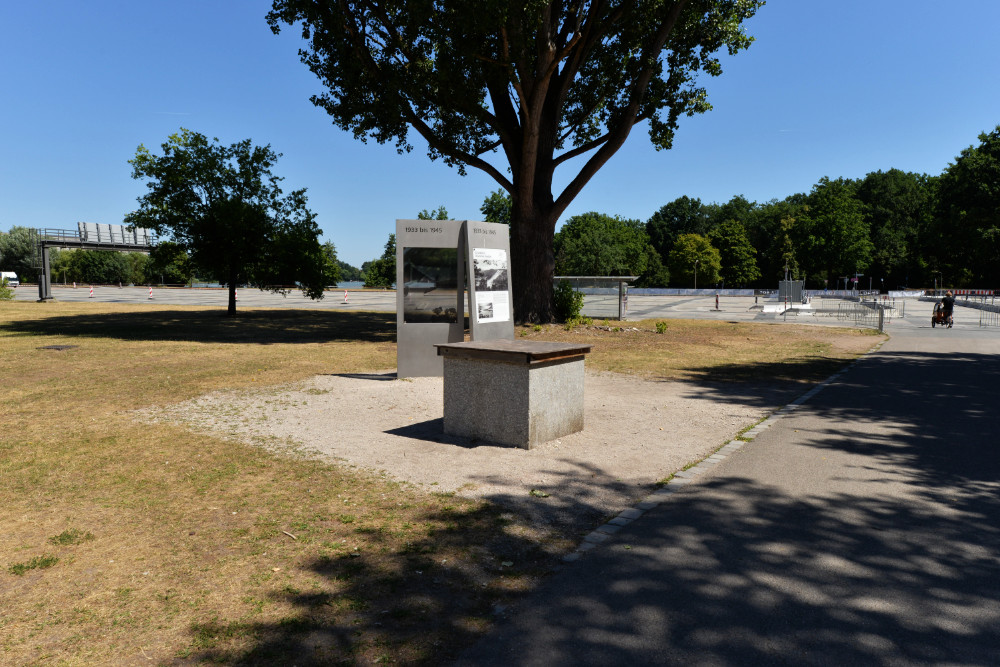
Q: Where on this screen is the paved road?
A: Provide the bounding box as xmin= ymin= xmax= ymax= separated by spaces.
xmin=456 ymin=303 xmax=1000 ymax=665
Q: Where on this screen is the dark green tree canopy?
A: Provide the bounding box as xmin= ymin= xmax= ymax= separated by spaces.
xmin=148 ymin=241 xmax=195 ymax=285
xmin=854 ymin=169 xmax=936 ymax=289
xmin=794 ymin=177 xmax=873 ymax=286
xmin=363 ymin=233 xmax=397 ymax=288
xmin=268 ymin=0 xmax=762 ymax=321
xmin=554 ymin=212 xmax=657 ymax=278
xmin=646 ymin=195 xmax=713 ymax=258
xmin=126 ymin=129 xmax=335 ymax=315
xmin=0 ymin=226 xmax=39 ymax=280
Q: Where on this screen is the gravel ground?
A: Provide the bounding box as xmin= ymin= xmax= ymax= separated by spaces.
xmin=143 ymin=371 xmax=798 ymax=534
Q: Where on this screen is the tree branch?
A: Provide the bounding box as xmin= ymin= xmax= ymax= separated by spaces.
xmin=553 ymin=1 xmax=690 ymax=216
xmin=404 ymin=108 xmax=513 ymax=191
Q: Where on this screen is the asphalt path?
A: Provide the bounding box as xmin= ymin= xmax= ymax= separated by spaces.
xmin=456 ymin=301 xmax=1000 ymax=666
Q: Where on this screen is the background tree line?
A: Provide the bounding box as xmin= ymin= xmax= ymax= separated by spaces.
xmin=357 ymin=125 xmax=998 ymax=291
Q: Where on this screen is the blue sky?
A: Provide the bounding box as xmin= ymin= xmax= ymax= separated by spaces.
xmin=2 ymin=1 xmax=998 ymax=268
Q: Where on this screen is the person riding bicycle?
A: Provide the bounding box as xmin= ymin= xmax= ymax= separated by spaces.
xmin=941 ymin=290 xmax=955 ymax=327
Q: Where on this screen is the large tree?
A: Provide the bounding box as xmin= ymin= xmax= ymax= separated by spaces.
xmin=268 ymin=0 xmax=762 ymax=322
xmin=126 ymin=129 xmax=335 ymax=315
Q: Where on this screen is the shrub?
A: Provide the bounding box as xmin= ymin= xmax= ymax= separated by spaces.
xmin=0 ymin=278 xmax=13 ymax=301
xmin=655 ymin=321 xmax=668 ymax=334
xmin=553 ymin=280 xmax=584 ymax=322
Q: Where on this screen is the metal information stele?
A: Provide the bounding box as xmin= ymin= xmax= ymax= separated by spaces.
xmin=465 ymin=220 xmax=515 ymax=342
xmin=395 ymin=219 xmax=514 ymax=377
xmin=396 ymin=219 xmax=466 ymax=378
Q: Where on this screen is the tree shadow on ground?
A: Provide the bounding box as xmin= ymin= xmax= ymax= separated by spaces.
xmin=184 ymin=500 xmax=569 ymax=666
xmin=180 ymin=348 xmax=1000 ymax=664
xmin=690 ymin=350 xmax=1000 ymax=488
xmin=456 ymin=476 xmax=1000 ymax=665
xmin=453 ymin=347 xmax=1000 ymax=664
xmin=635 ymin=354 xmax=866 ymax=412
xmin=0 ymin=309 xmax=396 ymax=344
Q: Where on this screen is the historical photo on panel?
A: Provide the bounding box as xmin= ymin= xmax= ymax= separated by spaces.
xmin=472 ymin=248 xmax=509 ymax=292
xmin=402 ymin=247 xmax=459 ymax=323
xmin=472 ymin=248 xmax=510 ymax=323
xmin=475 ymin=291 xmax=509 ymax=323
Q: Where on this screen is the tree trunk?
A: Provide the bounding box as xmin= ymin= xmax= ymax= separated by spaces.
xmin=510 ymin=205 xmax=559 ymax=323
xmin=227 ymin=269 xmax=238 ymax=317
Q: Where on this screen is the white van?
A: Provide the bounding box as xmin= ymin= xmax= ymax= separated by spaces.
xmin=1 ymin=271 xmax=19 ymax=287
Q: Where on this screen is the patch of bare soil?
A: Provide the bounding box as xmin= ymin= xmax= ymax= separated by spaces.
xmin=146 ymin=371 xmax=799 ymax=534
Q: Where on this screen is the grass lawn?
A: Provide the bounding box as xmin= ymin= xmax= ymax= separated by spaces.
xmin=0 ymin=302 xmax=882 ymax=664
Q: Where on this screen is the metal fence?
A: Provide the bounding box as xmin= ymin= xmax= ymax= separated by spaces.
xmin=980 ymin=306 xmax=1000 ymax=328
xmin=833 ymin=302 xmax=902 ymax=331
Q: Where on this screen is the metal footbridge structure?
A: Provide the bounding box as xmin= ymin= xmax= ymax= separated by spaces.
xmin=33 ymin=223 xmax=158 ymax=301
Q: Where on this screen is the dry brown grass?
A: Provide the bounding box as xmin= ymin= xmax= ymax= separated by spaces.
xmin=0 ymin=302 xmax=884 ymax=665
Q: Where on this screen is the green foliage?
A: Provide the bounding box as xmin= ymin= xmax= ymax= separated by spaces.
xmin=0 ymin=278 xmax=13 ymax=300
xmin=363 ymin=233 xmax=396 ymax=288
xmin=667 ymin=234 xmax=721 ymax=287
xmin=646 ymin=196 xmax=713 ymax=258
xmin=855 ymin=169 xmax=936 ymax=287
xmin=480 ymin=190 xmax=511 ymax=226
xmin=634 ymin=249 xmax=671 ymax=288
xmin=319 ymin=241 xmax=344 ymax=286
xmin=8 ymin=554 xmax=59 ymax=576
xmin=935 ymin=125 xmax=1000 ymax=286
xmin=777 ymin=217 xmax=801 ymax=282
xmin=553 ymin=280 xmax=585 ymax=322
xmin=563 ymin=315 xmax=593 ymax=330
xmin=655 ymin=321 xmax=668 ymax=334
xmin=417 ymin=206 xmax=450 ymax=221
xmin=65 ymin=249 xmax=132 ymax=285
xmin=554 ymin=212 xmax=655 ymax=277
xmin=709 ymin=219 xmax=761 ymax=287
xmin=126 ymin=128 xmax=334 ymax=315
xmin=48 ymin=529 xmax=95 ymax=546
xmin=795 ymin=177 xmax=873 ymax=285
xmin=335 ymin=259 xmax=363 ymax=282
xmin=0 ymin=226 xmax=39 ymax=279
xmin=148 ymin=241 xmax=194 ymax=285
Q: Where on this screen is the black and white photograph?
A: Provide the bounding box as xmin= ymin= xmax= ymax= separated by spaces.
xmin=472 ymin=247 xmax=509 ymax=292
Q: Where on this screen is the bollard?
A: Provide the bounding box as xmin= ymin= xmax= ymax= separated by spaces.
xmin=89 ymin=286 xmax=94 ymax=298
xmin=148 ymin=286 xmax=153 ymax=299
xmin=344 ymin=290 xmax=349 ymax=303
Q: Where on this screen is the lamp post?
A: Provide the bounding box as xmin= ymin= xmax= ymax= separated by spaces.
xmin=694 ymin=259 xmax=699 ymax=290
